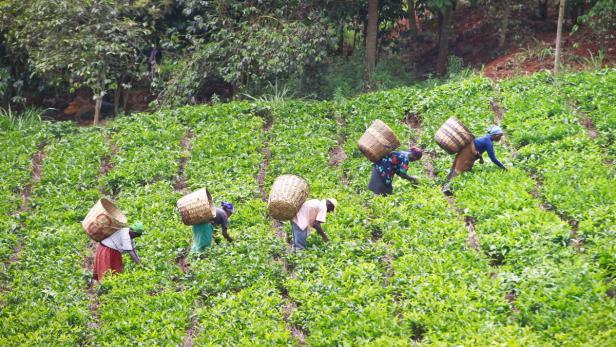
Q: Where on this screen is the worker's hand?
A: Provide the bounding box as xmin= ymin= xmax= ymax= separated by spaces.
xmin=408 ymin=175 xmax=419 ymax=185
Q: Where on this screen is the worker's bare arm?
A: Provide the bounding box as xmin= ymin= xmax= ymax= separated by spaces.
xmin=312 ymin=222 xmax=330 ymax=242
xmin=128 ymin=250 xmax=142 ymax=265
xmin=222 ymin=226 xmax=234 ymax=242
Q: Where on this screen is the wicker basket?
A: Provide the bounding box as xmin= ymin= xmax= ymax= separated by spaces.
xmin=268 ymin=175 xmax=310 ymax=221
xmin=82 ymin=198 xmax=127 ymax=242
xmin=177 ymin=188 xmax=217 ymax=225
xmin=434 ymin=117 xmax=474 ymax=154
xmin=358 ymin=119 xmax=401 ymax=162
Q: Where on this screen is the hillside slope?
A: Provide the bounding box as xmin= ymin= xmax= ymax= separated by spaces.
xmin=1 ymin=70 xmax=614 ymax=345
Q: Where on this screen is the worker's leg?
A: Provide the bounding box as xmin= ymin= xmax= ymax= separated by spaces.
xmin=94 ymin=244 xmax=122 ymax=281
xmin=443 ymin=143 xmax=477 ymax=194
xmin=291 ymin=222 xmax=308 ymax=251
xmin=368 ymin=167 xmax=392 ymax=195
xmin=191 ymin=223 xmax=214 ymax=253
xmin=454 ymin=143 xmax=478 ymax=174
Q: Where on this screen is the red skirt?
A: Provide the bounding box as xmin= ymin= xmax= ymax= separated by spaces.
xmin=94 ymin=244 xmax=123 ymax=281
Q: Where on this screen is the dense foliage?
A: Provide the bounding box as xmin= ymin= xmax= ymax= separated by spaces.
xmin=1 ymin=69 xmax=614 ymax=345
xmin=1 ymin=0 xmax=615 ymax=110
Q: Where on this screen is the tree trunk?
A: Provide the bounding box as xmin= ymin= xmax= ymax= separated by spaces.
xmin=499 ymin=1 xmax=511 ymax=48
xmin=554 ymin=0 xmax=566 ymax=73
xmin=114 ymin=85 xmax=122 ymax=116
xmin=436 ymin=5 xmax=452 ymax=76
xmin=365 ymin=0 xmax=378 ymax=87
xmin=337 ymin=21 xmax=345 ymax=55
xmin=123 ymin=90 xmax=129 ymax=113
xmin=93 ymin=95 xmax=102 ymax=125
xmin=407 ymin=0 xmax=417 ymax=43
xmin=539 ymin=0 xmax=548 ymax=21
xmin=363 ymin=18 xmax=368 ymax=46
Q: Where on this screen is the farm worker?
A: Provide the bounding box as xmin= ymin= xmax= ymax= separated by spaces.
xmin=93 ymin=221 xmax=144 ymax=281
xmin=191 ymin=202 xmax=234 ymax=253
xmin=291 ymin=198 xmax=337 ymax=251
xmin=368 ymin=147 xmax=423 ymax=196
xmin=445 ymin=125 xmax=506 ymax=182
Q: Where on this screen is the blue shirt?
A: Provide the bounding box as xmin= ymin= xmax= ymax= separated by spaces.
xmin=474 ymin=135 xmax=505 ymax=169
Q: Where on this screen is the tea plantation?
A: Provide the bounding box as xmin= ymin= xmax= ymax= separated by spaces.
xmin=1 ymin=70 xmax=614 ymax=345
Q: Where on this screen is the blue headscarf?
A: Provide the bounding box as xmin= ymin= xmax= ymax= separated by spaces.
xmin=221 ymin=202 xmax=234 ymax=212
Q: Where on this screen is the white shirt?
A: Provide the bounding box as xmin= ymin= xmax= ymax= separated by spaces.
xmin=101 ymin=228 xmax=135 ymax=253
xmin=292 ymin=199 xmax=327 ymax=231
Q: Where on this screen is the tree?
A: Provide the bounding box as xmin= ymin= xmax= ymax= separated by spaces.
xmin=407 ymin=0 xmax=418 ymax=43
xmin=434 ymin=1 xmax=454 ymax=76
xmin=577 ymin=0 xmax=616 ymax=55
xmin=554 ymin=0 xmax=566 ymax=73
xmin=155 ymin=1 xmax=332 ymax=106
xmin=498 ymin=0 xmax=513 ymax=48
xmin=2 ymin=0 xmax=150 ymax=124
xmin=365 ymin=0 xmax=378 ymax=88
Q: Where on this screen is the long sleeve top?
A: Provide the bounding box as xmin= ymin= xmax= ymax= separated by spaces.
xmin=473 ymin=135 xmax=505 ymax=169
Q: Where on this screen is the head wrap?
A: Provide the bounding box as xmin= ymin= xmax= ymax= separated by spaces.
xmin=130 ymin=221 xmax=144 ymax=234
xmin=488 ymin=125 xmax=504 ymax=136
xmin=221 ymin=202 xmax=234 ymax=212
xmin=326 ymin=198 xmax=338 ymax=210
xmin=409 ymin=146 xmax=423 ymax=160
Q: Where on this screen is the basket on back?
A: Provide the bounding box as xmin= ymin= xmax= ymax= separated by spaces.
xmin=358 ymin=119 xmax=401 ymax=162
xmin=434 ymin=117 xmax=474 ymax=154
xmin=177 ymin=188 xmax=217 ymax=225
xmin=82 ymin=198 xmax=127 ymax=242
xmin=268 ymin=175 xmax=310 ymax=221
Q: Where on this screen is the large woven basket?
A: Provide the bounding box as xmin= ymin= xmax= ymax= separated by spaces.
xmin=177 ymin=188 xmax=217 ymax=225
xmin=268 ymin=175 xmax=310 ymax=221
xmin=82 ymin=198 xmax=127 ymax=242
xmin=358 ymin=119 xmax=401 ymax=162
xmin=435 ymin=117 xmax=474 ymax=154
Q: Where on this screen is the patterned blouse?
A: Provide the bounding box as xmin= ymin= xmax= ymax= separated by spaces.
xmin=374 ymin=151 xmax=410 ymax=187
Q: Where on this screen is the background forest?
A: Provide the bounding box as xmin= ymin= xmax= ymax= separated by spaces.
xmin=1 ymin=0 xmax=615 ymax=123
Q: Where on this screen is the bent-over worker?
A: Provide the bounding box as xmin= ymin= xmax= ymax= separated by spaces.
xmin=94 ymin=221 xmax=144 ymax=281
xmin=442 ymin=125 xmax=507 ymax=194
xmin=445 ymin=125 xmax=506 ymax=183
xmin=291 ymin=198 xmax=337 ymax=251
xmin=191 ymin=202 xmax=234 ymax=253
xmin=368 ymin=147 xmax=423 ymax=196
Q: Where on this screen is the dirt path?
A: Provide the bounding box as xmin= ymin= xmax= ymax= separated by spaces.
xmin=492 ymin=96 xmax=583 ymax=251
xmin=256 ymin=117 xmax=273 ymax=202
xmin=328 ymin=116 xmax=348 ymax=168
xmin=181 ymin=303 xmax=201 ymax=347
xmin=254 ymin=114 xmax=307 ymax=345
xmin=400 ymin=112 xmax=477 ymax=250
xmin=85 ymin=134 xmax=120 ymax=333
xmin=174 ymin=129 xmax=195 ymax=192
xmin=8 ymin=144 xmax=46 ymax=267
xmin=18 ymin=144 xmax=46 ymax=214
xmin=490 ymin=96 xmax=518 ymax=158
xmin=567 ymin=102 xmax=599 ymax=140
xmin=401 ymin=111 xmax=437 ymax=179
xmin=580 ymin=116 xmax=599 ymax=139
xmin=173 ymin=129 xmax=195 ymax=274
xmin=465 ymin=216 xmax=480 ymax=251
